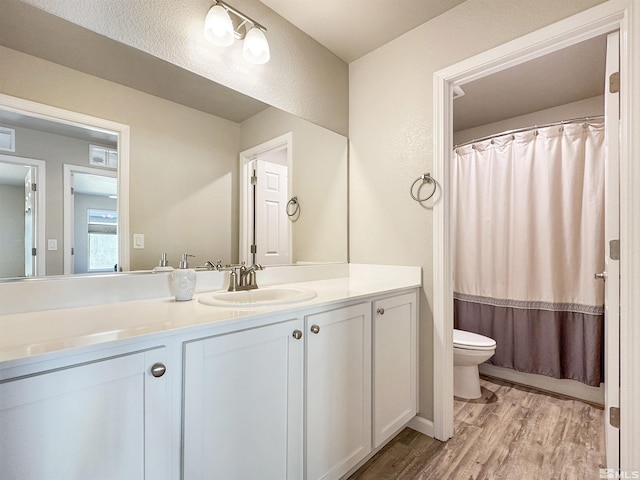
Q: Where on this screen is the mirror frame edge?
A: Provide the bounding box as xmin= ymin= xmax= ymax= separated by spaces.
xmin=0 ymin=92 xmax=131 ymax=276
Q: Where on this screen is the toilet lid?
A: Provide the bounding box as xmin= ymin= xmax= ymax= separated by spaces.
xmin=453 ymin=329 xmax=496 ymax=350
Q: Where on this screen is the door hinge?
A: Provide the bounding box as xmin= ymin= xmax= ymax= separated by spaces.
xmin=71 ymin=247 xmax=74 ymax=256
xmin=31 ymin=183 xmax=37 ymax=192
xmin=610 ymin=406 xmax=620 ymax=428
xmin=251 ymin=175 xmax=257 ymax=186
xmin=31 ymin=247 xmax=36 ymax=256
xmin=610 ymin=239 xmax=620 ymax=260
xmin=70 ymin=186 xmax=75 ymax=195
xmin=250 ymin=244 xmax=257 ymax=254
xmin=609 ymin=72 xmax=620 ymax=93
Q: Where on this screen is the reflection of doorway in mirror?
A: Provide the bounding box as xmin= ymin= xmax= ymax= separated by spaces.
xmin=0 ymin=93 xmax=130 ymax=277
xmin=239 ymin=133 xmax=292 ymax=266
xmin=63 ymin=165 xmax=118 ymax=274
xmin=0 ymin=154 xmax=46 ymax=278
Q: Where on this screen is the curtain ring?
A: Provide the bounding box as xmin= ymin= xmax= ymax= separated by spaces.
xmin=286 ymin=196 xmax=300 ymax=217
xmin=410 ymin=173 xmax=440 ymax=202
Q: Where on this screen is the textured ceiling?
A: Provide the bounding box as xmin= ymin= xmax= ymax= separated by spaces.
xmin=0 ymin=0 xmax=269 ymax=123
xmin=259 ymin=0 xmax=467 ymax=62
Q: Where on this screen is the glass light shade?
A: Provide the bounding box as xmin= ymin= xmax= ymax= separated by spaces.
xmin=243 ymin=27 xmax=270 ymax=64
xmin=204 ymin=5 xmax=234 ymax=47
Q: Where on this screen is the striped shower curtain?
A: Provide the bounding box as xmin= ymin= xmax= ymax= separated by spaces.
xmin=453 ymin=121 xmax=605 ymax=387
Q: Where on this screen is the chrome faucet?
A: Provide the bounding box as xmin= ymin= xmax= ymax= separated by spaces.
xmin=199 ymin=260 xmax=264 ymax=291
xmin=237 ymin=264 xmax=264 ymax=290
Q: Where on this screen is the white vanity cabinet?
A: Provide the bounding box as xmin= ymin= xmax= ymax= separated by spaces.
xmin=372 ymin=291 xmax=417 ymax=447
xmin=0 ymin=348 xmax=171 ymax=480
xmin=305 ymin=302 xmax=372 ymax=480
xmin=182 ymin=317 xmax=304 ymax=480
xmin=0 ymin=270 xmax=420 ymax=480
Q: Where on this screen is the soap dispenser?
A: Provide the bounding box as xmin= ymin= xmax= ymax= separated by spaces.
xmin=171 ymin=254 xmax=196 ymax=301
xmin=152 ymin=253 xmax=174 ymax=273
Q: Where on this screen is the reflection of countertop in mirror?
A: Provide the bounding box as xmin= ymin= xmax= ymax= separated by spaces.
xmin=0 ymin=264 xmax=420 ymax=365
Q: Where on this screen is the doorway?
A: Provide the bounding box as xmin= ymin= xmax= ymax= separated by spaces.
xmin=63 ymin=165 xmax=118 ymax=274
xmin=0 ymin=154 xmax=46 ymax=277
xmin=239 ymin=133 xmax=293 ymax=266
xmin=432 ymin=1 xmax=636 ymax=469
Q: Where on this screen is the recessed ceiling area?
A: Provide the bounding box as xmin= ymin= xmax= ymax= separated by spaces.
xmin=453 ymin=35 xmax=608 ymax=132
xmin=259 ymin=0 xmax=467 ymax=63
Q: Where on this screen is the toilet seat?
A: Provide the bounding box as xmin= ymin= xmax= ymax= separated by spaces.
xmin=453 ymin=329 xmax=496 ymax=351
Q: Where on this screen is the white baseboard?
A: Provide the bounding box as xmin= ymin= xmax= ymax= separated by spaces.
xmin=407 ymin=415 xmax=434 ymax=437
xmin=479 ymin=363 xmax=604 ymax=406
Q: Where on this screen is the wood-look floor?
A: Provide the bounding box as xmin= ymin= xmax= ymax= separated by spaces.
xmin=349 ymin=376 xmax=605 ymax=480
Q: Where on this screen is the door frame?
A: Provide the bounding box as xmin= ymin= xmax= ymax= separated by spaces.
xmin=239 ymin=132 xmax=293 ymax=265
xmin=432 ymin=0 xmax=640 ymax=468
xmin=0 ymin=153 xmax=46 ymax=275
xmin=63 ymin=164 xmax=118 ymax=274
xmin=0 ymin=93 xmax=131 ymax=272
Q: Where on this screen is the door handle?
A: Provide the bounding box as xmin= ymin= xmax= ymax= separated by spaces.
xmin=595 ymin=272 xmax=607 ymax=281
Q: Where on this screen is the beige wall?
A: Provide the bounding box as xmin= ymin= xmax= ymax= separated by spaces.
xmin=349 ymin=0 xmax=605 ymax=421
xmin=21 ymin=0 xmax=349 ymax=136
xmin=240 ymin=107 xmax=348 ymax=263
xmin=0 ymin=46 xmax=241 ymax=271
xmin=454 ymin=95 xmax=605 ymax=145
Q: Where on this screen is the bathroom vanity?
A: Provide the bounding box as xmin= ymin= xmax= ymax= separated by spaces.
xmin=0 ymin=264 xmax=419 ymax=480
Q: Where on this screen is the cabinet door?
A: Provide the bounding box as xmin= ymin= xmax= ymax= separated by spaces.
xmin=183 ymin=318 xmax=304 ymax=480
xmin=306 ymin=303 xmax=372 ymax=480
xmin=0 ymin=348 xmax=170 ymax=480
xmin=373 ymin=292 xmax=417 ymax=447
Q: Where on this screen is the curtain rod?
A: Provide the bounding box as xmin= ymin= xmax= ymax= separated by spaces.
xmin=453 ymin=114 xmax=605 ymax=149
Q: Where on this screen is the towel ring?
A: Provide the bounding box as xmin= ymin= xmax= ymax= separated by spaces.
xmin=410 ymin=173 xmax=440 ymax=202
xmin=286 ymin=196 xmax=300 ymax=217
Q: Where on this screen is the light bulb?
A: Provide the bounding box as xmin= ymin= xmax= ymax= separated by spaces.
xmin=204 ymin=5 xmax=234 ymax=47
xmin=243 ymin=27 xmax=270 ymax=64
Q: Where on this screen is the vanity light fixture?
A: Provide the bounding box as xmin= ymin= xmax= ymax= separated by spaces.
xmin=204 ymin=0 xmax=271 ymax=64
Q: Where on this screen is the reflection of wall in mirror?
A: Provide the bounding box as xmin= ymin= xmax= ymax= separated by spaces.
xmin=0 ymin=45 xmax=240 ymax=272
xmin=240 ymin=107 xmax=348 ymax=264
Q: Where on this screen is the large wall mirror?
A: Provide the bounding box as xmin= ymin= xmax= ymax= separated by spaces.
xmin=0 ymin=2 xmax=347 ymax=280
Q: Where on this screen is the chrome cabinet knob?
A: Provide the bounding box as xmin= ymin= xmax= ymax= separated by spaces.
xmin=595 ymin=272 xmax=607 ymax=280
xmin=150 ymin=362 xmax=166 ymax=378
xmin=377 ymin=308 xmax=385 ymax=315
xmin=310 ymin=324 xmax=320 ymax=334
xmin=292 ymin=329 xmax=303 ymax=340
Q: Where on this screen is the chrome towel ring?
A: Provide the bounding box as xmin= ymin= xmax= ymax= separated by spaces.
xmin=410 ymin=173 xmax=440 ymax=202
xmin=286 ymin=196 xmax=300 ymax=217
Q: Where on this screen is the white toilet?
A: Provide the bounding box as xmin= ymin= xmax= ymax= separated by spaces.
xmin=453 ymin=329 xmax=497 ymax=399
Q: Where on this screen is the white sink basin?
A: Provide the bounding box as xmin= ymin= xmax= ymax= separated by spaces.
xmin=198 ymin=287 xmax=317 ymax=308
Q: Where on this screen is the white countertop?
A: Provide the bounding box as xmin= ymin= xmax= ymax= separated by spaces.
xmin=0 ymin=264 xmax=421 ymax=366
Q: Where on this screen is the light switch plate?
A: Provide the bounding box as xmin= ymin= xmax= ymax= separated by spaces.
xmin=47 ymin=239 xmax=57 ymax=251
xmin=133 ymin=233 xmax=144 ymax=249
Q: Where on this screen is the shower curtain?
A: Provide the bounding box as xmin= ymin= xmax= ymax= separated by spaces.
xmin=453 ymin=121 xmax=605 ymax=387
